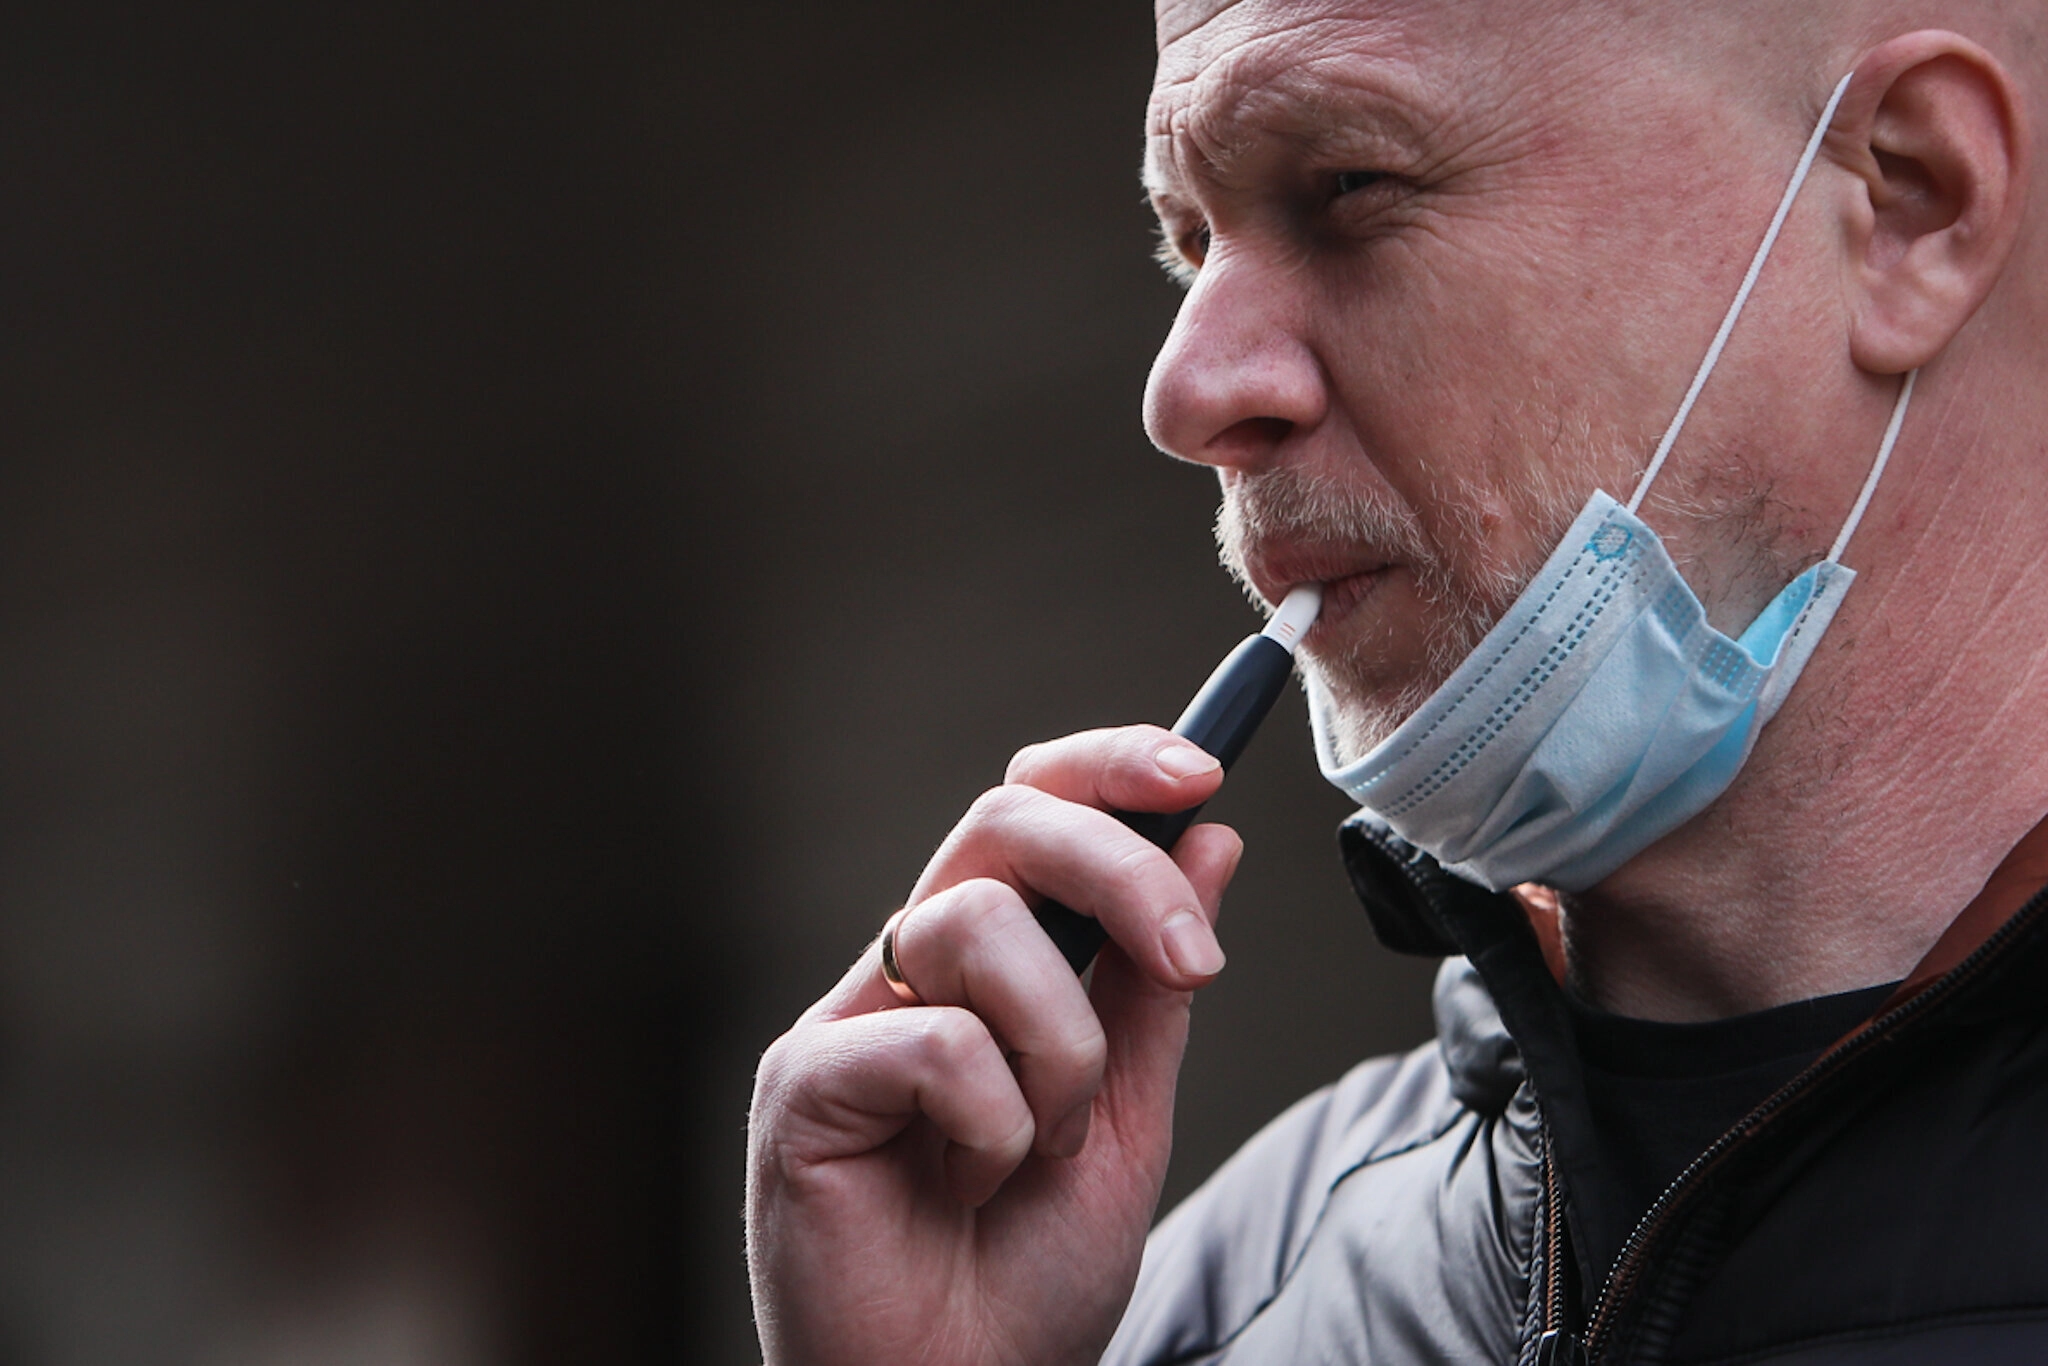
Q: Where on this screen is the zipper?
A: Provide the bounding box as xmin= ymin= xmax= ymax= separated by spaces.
xmin=1570 ymin=891 xmax=2048 ymax=1363
xmin=1534 ymin=1124 xmax=1588 ymax=1365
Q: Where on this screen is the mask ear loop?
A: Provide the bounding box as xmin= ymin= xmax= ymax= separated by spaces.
xmin=1627 ymin=71 xmax=1857 ymax=515
xmin=1828 ymin=368 xmax=1916 ymax=564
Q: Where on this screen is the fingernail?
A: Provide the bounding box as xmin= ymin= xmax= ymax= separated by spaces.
xmin=1157 ymin=744 xmax=1221 ymax=780
xmin=1161 ymin=910 xmax=1226 ymax=978
xmin=1050 ymin=1105 xmax=1092 ymax=1157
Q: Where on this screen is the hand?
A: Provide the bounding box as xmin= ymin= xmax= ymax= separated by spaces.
xmin=746 ymin=724 xmax=1242 ymax=1366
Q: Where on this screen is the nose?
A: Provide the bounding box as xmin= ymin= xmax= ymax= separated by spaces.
xmin=1142 ymin=252 xmax=1328 ymax=471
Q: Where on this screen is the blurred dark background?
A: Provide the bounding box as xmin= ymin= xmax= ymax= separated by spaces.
xmin=0 ymin=2 xmax=1438 ymax=1361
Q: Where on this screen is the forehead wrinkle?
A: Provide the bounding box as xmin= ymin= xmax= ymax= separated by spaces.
xmin=1147 ymin=23 xmax=1436 ymax=200
xmin=1156 ymin=0 xmax=1254 ymax=55
xmin=1157 ymin=0 xmax=1435 ymax=64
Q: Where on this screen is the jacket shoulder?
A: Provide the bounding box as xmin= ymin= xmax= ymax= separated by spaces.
xmin=1102 ymin=1038 xmax=1464 ymax=1364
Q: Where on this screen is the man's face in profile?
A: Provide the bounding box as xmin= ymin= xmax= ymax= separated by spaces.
xmin=1143 ymin=0 xmax=1833 ymax=758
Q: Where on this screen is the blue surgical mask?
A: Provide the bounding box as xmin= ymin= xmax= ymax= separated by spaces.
xmin=1309 ymin=73 xmax=1918 ymax=893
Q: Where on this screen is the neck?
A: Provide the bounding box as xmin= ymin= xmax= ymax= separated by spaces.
xmin=1563 ymin=349 xmax=2048 ymax=1022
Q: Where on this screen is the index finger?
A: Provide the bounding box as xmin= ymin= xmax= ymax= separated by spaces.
xmin=1005 ymin=724 xmax=1223 ymax=814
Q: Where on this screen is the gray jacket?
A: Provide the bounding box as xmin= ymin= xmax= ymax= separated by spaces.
xmin=1102 ymin=814 xmax=2048 ymax=1365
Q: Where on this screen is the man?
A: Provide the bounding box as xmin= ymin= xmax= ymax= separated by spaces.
xmin=747 ymin=0 xmax=2048 ymax=1360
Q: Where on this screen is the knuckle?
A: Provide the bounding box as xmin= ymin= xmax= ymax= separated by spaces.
xmin=919 ymin=878 xmax=1014 ymax=957
xmin=913 ymin=1006 xmax=993 ymax=1074
xmin=1062 ymin=1020 xmax=1109 ymax=1088
xmin=1018 ymin=1017 xmax=1107 ymax=1118
xmin=997 ymin=1111 xmax=1036 ymax=1160
xmin=1004 ymin=741 xmax=1045 ymax=783
xmin=750 ymin=1028 xmax=804 ymax=1103
xmin=1078 ymin=1018 xmax=1109 ymax=1074
xmin=1112 ymin=742 xmax=1156 ymax=787
xmin=1121 ymin=722 xmax=1173 ymax=757
xmin=952 ymin=877 xmax=1022 ymax=935
xmin=965 ymin=782 xmax=1033 ymax=827
xmin=1103 ymin=837 xmax=1173 ymax=905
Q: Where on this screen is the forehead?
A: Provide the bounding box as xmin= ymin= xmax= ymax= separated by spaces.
xmin=1156 ymin=0 xmax=1418 ymax=64
xmin=1156 ymin=0 xmax=1582 ymax=68
xmin=1152 ymin=0 xmax=1428 ymax=112
xmin=1145 ymin=0 xmax=1549 ymax=188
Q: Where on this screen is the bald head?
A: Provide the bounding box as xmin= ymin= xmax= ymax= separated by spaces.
xmin=1154 ymin=0 xmax=2044 ymax=138
xmin=1157 ymin=0 xmax=2043 ymax=53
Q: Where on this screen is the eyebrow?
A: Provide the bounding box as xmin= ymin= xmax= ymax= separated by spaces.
xmin=1143 ymin=55 xmax=1435 ymax=201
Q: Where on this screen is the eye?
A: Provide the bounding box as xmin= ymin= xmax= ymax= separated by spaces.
xmin=1333 ymin=170 xmax=1384 ymax=198
xmin=1153 ymin=220 xmax=1211 ymax=285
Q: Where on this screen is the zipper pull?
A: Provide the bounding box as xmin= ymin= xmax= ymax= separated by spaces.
xmin=1535 ymin=1329 xmax=1589 ymax=1366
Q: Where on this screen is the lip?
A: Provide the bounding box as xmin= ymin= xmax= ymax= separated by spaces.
xmin=1244 ymin=545 xmax=1396 ymax=647
xmin=1302 ymin=568 xmax=1392 ymax=648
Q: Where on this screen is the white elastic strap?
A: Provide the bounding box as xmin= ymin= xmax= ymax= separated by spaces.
xmin=1627 ymin=71 xmax=1857 ymax=514
xmin=1828 ymin=369 xmax=1917 ymax=564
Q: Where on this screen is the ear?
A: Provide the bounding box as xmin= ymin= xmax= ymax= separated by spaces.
xmin=1830 ymin=32 xmax=2030 ymax=374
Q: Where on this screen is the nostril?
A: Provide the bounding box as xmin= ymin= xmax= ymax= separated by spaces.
xmin=1238 ymin=417 xmax=1293 ymax=444
xmin=1208 ymin=416 xmax=1294 ymax=464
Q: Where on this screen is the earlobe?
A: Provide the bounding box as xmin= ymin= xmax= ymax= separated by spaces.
xmin=1834 ymin=33 xmax=2030 ymax=374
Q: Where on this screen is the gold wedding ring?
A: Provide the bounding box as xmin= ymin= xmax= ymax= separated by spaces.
xmin=879 ymin=907 xmax=923 ymax=1006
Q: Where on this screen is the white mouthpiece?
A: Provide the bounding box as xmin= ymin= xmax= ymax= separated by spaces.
xmin=1259 ymin=583 xmax=1323 ymax=653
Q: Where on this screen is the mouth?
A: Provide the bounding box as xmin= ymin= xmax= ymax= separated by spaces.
xmin=1302 ymin=568 xmax=1394 ymax=648
xmin=1244 ymin=547 xmax=1397 ymax=650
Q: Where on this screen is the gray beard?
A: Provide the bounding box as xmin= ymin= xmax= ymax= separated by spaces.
xmin=1215 ymin=464 xmax=1579 ymax=762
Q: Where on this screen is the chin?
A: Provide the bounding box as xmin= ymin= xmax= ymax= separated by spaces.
xmin=1301 ymin=651 xmax=1442 ymax=764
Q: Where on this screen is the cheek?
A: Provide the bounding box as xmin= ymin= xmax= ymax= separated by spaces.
xmin=1313 ymin=222 xmax=1617 ymax=470
xmin=1302 ymin=139 xmax=1788 ymax=597
xmin=1311 ymin=261 xmax=1595 ymax=587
